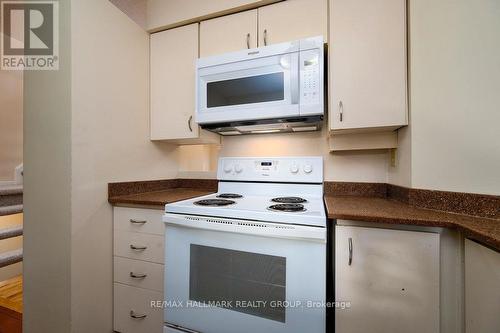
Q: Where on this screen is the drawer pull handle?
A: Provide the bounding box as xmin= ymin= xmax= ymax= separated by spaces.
xmin=130 ymin=310 xmax=147 ymax=319
xmin=130 ymin=219 xmax=147 ymax=224
xmin=130 ymin=272 xmax=147 ymax=279
xmin=130 ymin=244 xmax=147 ymax=251
xmin=339 ymin=100 xmax=344 ymax=122
xmin=188 ymin=115 xmax=193 ymax=132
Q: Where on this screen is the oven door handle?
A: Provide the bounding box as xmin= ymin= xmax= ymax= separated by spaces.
xmin=163 ymin=213 xmax=326 ymax=243
xmin=165 ymin=323 xmax=202 ymax=333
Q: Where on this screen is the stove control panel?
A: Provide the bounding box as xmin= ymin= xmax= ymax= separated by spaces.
xmin=218 ymin=157 xmax=323 ymax=183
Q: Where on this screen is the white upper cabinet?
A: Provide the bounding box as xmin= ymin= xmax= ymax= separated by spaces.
xmin=335 ymin=224 xmax=440 ymax=333
xmin=147 ymin=0 xmax=275 ymax=31
xmin=199 ymin=0 xmax=327 ymax=57
xmin=329 ymin=0 xmax=407 ymax=132
xmin=258 ymin=0 xmax=327 ymax=46
xmin=200 ymin=10 xmax=258 ymax=57
xmin=465 ymin=239 xmax=500 ymax=333
xmin=150 ymin=24 xmax=219 ymax=143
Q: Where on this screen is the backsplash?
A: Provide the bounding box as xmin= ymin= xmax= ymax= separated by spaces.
xmin=178 ymin=127 xmax=389 ymax=183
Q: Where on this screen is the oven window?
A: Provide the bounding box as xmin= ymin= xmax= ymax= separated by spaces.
xmin=189 ymin=244 xmax=286 ymax=323
xmin=206 ymin=72 xmax=284 ymax=108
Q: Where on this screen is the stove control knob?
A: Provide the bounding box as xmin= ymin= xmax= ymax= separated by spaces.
xmin=223 ymin=164 xmax=233 ymax=173
xmin=234 ymin=164 xmax=243 ymax=173
xmin=290 ymin=164 xmax=299 ymax=174
xmin=303 ymin=164 xmax=313 ymax=174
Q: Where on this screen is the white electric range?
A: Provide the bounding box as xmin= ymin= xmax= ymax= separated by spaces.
xmin=163 ymin=157 xmax=326 ymax=333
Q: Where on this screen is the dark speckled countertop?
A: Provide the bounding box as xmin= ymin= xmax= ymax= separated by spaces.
xmin=108 ymin=178 xmax=217 ymax=209
xmin=324 ymin=186 xmax=500 ymax=251
xmin=109 ymin=188 xmax=215 ymax=209
xmin=108 ymin=179 xmax=499 ymax=250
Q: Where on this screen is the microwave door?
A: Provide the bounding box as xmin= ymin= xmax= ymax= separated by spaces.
xmin=197 ymin=53 xmax=299 ymax=124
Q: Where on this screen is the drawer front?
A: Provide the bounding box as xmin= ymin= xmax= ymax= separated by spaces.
xmin=114 ymin=283 xmax=163 ymax=333
xmin=114 ymin=257 xmax=164 ymax=292
xmin=114 ymin=230 xmax=164 ymax=264
xmin=114 ymin=207 xmax=164 ymax=235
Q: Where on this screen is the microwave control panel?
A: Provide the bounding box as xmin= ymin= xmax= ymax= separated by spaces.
xmin=300 ymin=48 xmax=322 ymax=106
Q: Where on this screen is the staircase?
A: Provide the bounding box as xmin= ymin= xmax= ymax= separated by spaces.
xmin=0 ymin=184 xmax=23 ymax=333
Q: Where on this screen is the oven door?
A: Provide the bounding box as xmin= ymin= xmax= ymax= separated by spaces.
xmin=196 ymin=52 xmax=300 ymax=124
xmin=163 ymin=213 xmax=326 ymax=333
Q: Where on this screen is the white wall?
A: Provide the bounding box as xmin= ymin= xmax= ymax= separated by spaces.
xmin=409 ymin=0 xmax=500 ymax=195
xmin=70 ymin=0 xmax=179 ymax=331
xmin=23 ymin=0 xmax=72 ymax=330
xmin=219 ymin=128 xmax=389 ymax=182
xmin=0 ymin=59 xmax=23 ymax=182
xmin=179 ymin=127 xmax=390 ymax=183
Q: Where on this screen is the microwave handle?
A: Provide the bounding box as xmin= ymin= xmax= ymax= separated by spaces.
xmin=290 ymin=52 xmax=300 ymax=105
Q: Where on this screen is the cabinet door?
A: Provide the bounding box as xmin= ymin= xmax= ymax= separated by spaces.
xmin=465 ymin=239 xmax=500 ymax=333
xmin=329 ymin=0 xmax=407 ymax=131
xmin=335 ymin=225 xmax=440 ymax=333
xmin=150 ymin=24 xmax=199 ymax=140
xmin=200 ymin=10 xmax=257 ymax=57
xmin=258 ymin=0 xmax=327 ymax=46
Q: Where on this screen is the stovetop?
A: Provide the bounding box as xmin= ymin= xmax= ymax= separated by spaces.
xmin=165 ymin=181 xmax=326 ymax=227
xmin=165 ymin=157 xmax=326 ymax=227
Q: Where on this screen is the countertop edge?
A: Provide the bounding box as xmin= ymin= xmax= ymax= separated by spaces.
xmin=327 ymin=212 xmax=456 ymax=229
xmin=324 ymin=195 xmax=500 ymax=251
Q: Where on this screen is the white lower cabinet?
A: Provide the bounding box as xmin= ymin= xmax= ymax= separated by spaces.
xmin=114 ymin=283 xmax=163 ymax=333
xmin=335 ymin=224 xmax=440 ymax=333
xmin=114 ymin=257 xmax=164 ymax=292
xmin=113 ymin=207 xmax=165 ymax=333
xmin=465 ymin=239 xmax=500 ymax=333
xmin=114 ymin=230 xmax=164 ymax=264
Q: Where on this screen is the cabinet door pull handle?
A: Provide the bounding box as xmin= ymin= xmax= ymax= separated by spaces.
xmin=348 ymin=237 xmax=353 ymax=265
xmin=130 ymin=244 xmax=147 ymax=251
xmin=339 ymin=101 xmax=344 ymax=122
xmin=129 ymin=219 xmax=146 ymax=224
xmin=130 ymin=272 xmax=147 ymax=279
xmin=246 ymin=33 xmax=251 ymax=49
xmin=130 ymin=310 xmax=147 ymax=319
xmin=188 ymin=115 xmax=193 ymax=132
xmin=263 ymin=29 xmax=268 ymax=46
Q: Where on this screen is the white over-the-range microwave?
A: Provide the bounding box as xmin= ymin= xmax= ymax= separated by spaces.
xmin=196 ymin=36 xmax=324 ymax=135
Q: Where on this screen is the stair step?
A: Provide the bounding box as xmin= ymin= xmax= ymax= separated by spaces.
xmin=0 ymin=249 xmax=22 ymax=269
xmin=0 ymin=185 xmax=23 ymax=196
xmin=0 ymin=226 xmax=22 ymax=240
xmin=0 ymin=186 xmax=23 ymax=209
xmin=0 ymin=205 xmax=23 ymax=217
